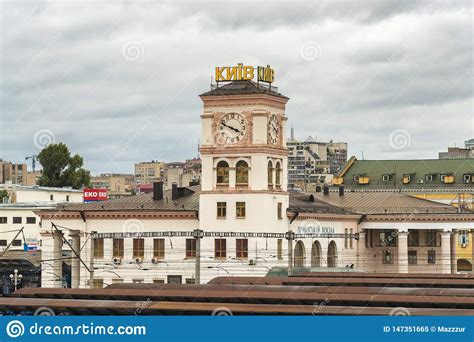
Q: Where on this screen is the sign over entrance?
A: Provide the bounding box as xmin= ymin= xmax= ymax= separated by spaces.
xmin=215 ymin=63 xmax=274 ymax=83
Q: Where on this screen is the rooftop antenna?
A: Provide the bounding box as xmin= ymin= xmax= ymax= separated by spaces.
xmin=25 ymin=155 xmax=37 ymax=172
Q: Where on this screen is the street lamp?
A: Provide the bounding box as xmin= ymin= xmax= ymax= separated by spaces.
xmin=9 ymin=269 xmax=22 ymax=292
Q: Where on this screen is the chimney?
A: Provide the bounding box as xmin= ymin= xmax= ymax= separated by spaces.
xmin=323 ymin=185 xmax=329 ymax=196
xmin=339 ymin=186 xmax=344 ymax=197
xmin=153 ymin=182 xmax=163 ymax=201
xmin=171 ymin=183 xmax=178 ymax=200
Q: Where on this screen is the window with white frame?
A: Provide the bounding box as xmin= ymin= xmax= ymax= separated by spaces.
xmin=382 ymin=174 xmax=390 ymax=182
xmin=463 ymin=174 xmax=472 ymax=183
xmin=458 ymin=230 xmax=469 ymax=246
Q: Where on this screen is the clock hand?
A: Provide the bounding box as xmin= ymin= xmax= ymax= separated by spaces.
xmin=223 ymin=123 xmax=240 ymax=133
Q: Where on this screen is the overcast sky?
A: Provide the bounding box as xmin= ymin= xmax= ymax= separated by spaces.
xmin=1 ymin=0 xmax=472 ymax=174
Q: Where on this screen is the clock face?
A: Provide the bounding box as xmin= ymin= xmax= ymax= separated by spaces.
xmin=218 ymin=113 xmax=247 ymax=144
xmin=268 ymin=114 xmax=279 ymax=145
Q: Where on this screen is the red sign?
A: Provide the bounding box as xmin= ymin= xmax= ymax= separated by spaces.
xmin=83 ymin=188 xmax=108 ymax=202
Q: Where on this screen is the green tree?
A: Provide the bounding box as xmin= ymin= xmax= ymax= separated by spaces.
xmin=0 ymin=190 xmax=8 ymax=203
xmin=37 ymin=143 xmax=91 ymax=189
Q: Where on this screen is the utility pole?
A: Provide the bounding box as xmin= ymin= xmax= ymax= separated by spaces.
xmin=286 ymin=230 xmax=295 ymax=276
xmin=193 ymin=229 xmax=203 ymax=284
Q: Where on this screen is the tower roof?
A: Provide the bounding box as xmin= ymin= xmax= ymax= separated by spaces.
xmin=200 ymin=80 xmax=288 ymax=99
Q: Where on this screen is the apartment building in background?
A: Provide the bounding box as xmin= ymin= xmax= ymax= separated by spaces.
xmin=287 ymin=134 xmax=347 ymax=190
xmin=90 ymin=173 xmax=134 ymax=196
xmin=134 ymin=161 xmax=166 ymax=184
xmin=439 ymin=138 xmax=474 ymax=159
xmin=0 ymin=160 xmax=27 ymax=185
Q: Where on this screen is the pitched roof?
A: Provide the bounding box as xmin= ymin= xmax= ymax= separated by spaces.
xmin=310 ymin=191 xmax=461 ymax=215
xmin=200 ymin=80 xmax=288 ymax=99
xmin=338 ymin=158 xmax=474 ymax=189
xmin=288 ymin=191 xmax=355 ymax=215
xmin=55 ymin=185 xmax=200 ymax=212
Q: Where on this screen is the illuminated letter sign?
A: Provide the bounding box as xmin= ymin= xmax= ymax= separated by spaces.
xmin=215 ymin=63 xmax=274 ymax=83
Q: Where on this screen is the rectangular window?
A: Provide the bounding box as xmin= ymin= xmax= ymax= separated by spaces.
xmin=0 ymin=240 xmax=7 ymax=246
xmin=167 ymin=275 xmax=182 ymax=284
xmin=277 ymin=239 xmax=283 ymax=260
xmin=408 ymin=250 xmax=417 ymax=264
xmin=50 ymin=195 xmax=54 ymax=201
xmin=440 ymin=174 xmax=447 ymax=182
xmin=133 ymin=238 xmax=144 ymax=258
xmin=113 ymin=239 xmax=124 ymax=258
xmin=277 ymin=203 xmax=283 ymax=219
xmin=66 ymin=195 xmax=70 ymax=201
xmin=236 ymin=239 xmax=248 ymax=259
xmin=26 ymin=217 xmax=36 ymax=224
xmin=92 ymin=279 xmax=104 ymax=288
xmin=458 ymin=230 xmax=469 ymax=246
xmin=349 ymin=229 xmax=353 ymax=248
xmin=12 ymin=240 xmax=22 ymax=247
xmin=93 ymin=238 xmax=104 ymax=258
xmin=463 ymin=174 xmax=472 ymax=183
xmin=425 ymin=174 xmax=433 ymax=182
xmin=408 ymin=230 xmax=419 ymax=246
xmin=382 ymin=174 xmax=390 ymax=182
xmin=217 ymin=202 xmax=227 ymax=218
xmin=153 ymin=279 xmax=165 ymax=284
xmin=353 ymin=175 xmax=360 ymax=181
xmin=153 ymin=238 xmax=165 ymax=259
xmin=186 ymin=278 xmax=196 ymax=284
xmin=344 ymin=228 xmax=348 ymax=248
xmin=132 ymin=279 xmax=144 ymax=284
xmin=12 ymin=217 xmax=22 ymax=224
xmin=186 ymin=239 xmax=196 ymax=258
xmin=236 ymin=202 xmax=246 ymax=218
xmin=214 ymin=239 xmax=226 ymax=259
xmin=0 ymin=217 xmax=6 ymax=224
xmin=379 ymin=230 xmax=397 ymax=246
xmin=427 ymin=250 xmax=436 ymax=264
xmin=111 ymin=278 xmax=124 ymax=284
xmin=425 ymin=230 xmax=437 ymax=247
xmin=382 ymin=250 xmax=393 ymax=264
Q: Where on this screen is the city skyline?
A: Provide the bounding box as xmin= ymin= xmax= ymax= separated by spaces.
xmin=1 ymin=1 xmax=472 ymax=174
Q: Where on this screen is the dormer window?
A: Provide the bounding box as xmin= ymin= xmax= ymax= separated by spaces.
xmin=382 ymin=174 xmax=391 ymax=182
xmin=402 ymin=175 xmax=411 ymax=184
xmin=353 ymin=175 xmax=360 ymax=182
xmin=463 ymin=174 xmax=472 ymax=183
xmin=425 ymin=174 xmax=433 ymax=182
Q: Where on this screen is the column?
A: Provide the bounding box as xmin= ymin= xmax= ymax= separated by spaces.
xmin=440 ymin=230 xmax=452 ymax=274
xmin=52 ymin=230 xmax=64 ymax=288
xmin=397 ymin=231 xmax=409 ymax=273
xmin=357 ymin=231 xmax=367 ymax=271
xmin=287 ymin=230 xmax=294 ymax=276
xmin=450 ymin=230 xmax=457 ymax=273
xmin=69 ymin=230 xmax=81 ymax=288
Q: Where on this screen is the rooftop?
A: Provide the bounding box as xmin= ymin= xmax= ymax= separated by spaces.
xmin=200 ymin=80 xmax=288 ymax=99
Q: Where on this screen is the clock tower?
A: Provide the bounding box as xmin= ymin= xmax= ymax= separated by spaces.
xmin=198 ymin=79 xmax=290 ymax=237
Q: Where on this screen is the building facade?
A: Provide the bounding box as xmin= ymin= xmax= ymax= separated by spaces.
xmin=439 ymin=139 xmax=474 ymax=159
xmin=134 ymin=161 xmax=166 ymax=184
xmin=90 ymin=173 xmax=134 ymax=196
xmin=35 ymin=77 xmax=474 ymax=289
xmin=287 ymin=136 xmax=347 ymax=190
xmin=0 ymin=160 xmax=27 ymax=185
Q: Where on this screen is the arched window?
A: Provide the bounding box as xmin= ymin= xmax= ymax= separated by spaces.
xmin=267 ymin=161 xmax=273 ymax=187
xmin=216 ymin=161 xmax=229 ymax=185
xmin=275 ymin=161 xmax=282 ymax=187
xmin=236 ymin=160 xmax=249 ymax=185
